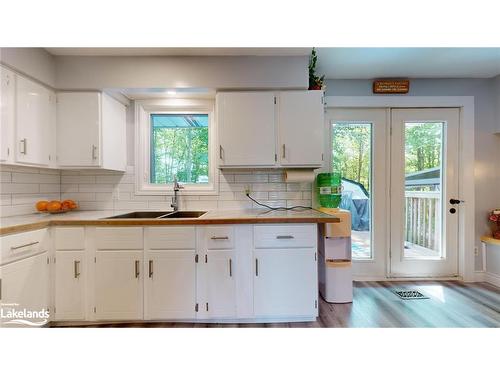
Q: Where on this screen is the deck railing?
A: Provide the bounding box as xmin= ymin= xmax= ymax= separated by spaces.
xmin=405 ymin=190 xmax=441 ymax=251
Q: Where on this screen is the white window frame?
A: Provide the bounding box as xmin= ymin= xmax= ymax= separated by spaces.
xmin=135 ymin=98 xmax=218 ymax=195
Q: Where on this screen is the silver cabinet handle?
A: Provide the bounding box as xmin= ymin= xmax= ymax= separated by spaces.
xmin=149 ymin=260 xmax=153 ymax=278
xmin=255 ymin=258 xmax=259 ymax=277
xmin=276 ymin=235 xmax=294 ymax=239
xmin=229 ymin=258 xmax=232 ymax=277
xmin=135 ymin=260 xmax=140 ymax=278
xmin=219 ymin=145 xmax=224 ymax=159
xmin=282 ymin=144 xmax=286 ymax=158
xmin=11 ymin=241 xmax=39 ymax=251
xmin=210 ymin=236 xmax=229 ymax=240
xmin=74 ymin=260 xmax=81 ymax=278
xmin=20 ymin=138 xmax=27 ymax=155
xmin=92 ymin=144 xmax=98 ymax=160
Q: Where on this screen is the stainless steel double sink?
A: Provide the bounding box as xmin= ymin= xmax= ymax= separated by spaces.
xmin=104 ymin=211 xmax=207 ymax=219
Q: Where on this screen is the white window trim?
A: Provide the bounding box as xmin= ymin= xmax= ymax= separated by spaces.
xmin=135 ymin=98 xmax=218 ymax=195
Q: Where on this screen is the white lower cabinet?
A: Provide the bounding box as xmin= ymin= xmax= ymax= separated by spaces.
xmin=205 ymin=250 xmax=237 ymax=318
xmin=94 ymin=251 xmax=143 ymax=320
xmin=253 ymin=248 xmax=318 ymax=318
xmin=0 ymin=252 xmax=50 ymax=327
xmin=54 ymin=251 xmax=85 ymax=321
xmin=144 ymin=251 xmax=196 ymax=320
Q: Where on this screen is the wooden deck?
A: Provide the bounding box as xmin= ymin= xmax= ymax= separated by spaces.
xmin=52 ymin=281 xmax=500 ymax=328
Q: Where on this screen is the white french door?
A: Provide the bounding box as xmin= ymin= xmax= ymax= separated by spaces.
xmin=390 ymin=108 xmax=459 ymax=277
xmin=327 ymin=108 xmax=388 ymax=278
xmin=327 ymin=107 xmax=460 ymax=278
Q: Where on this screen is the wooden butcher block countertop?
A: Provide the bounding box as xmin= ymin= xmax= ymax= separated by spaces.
xmin=0 ymin=209 xmax=340 ymax=236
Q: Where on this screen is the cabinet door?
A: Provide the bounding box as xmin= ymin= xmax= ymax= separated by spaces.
xmin=94 ymin=251 xmax=143 ymax=320
xmin=15 ymin=75 xmax=51 ymax=166
xmin=205 ymin=251 xmax=236 ymax=318
xmin=144 ymin=251 xmax=196 ymax=320
xmin=253 ymin=248 xmax=317 ymax=317
xmin=55 ymin=251 xmax=85 ymax=321
xmin=0 ymin=253 xmax=49 ymax=327
xmin=278 ymin=91 xmax=324 ymax=167
xmin=218 ymin=92 xmax=277 ymax=167
xmin=0 ymin=67 xmax=15 ymax=162
xmin=57 ymin=92 xmax=101 ymax=167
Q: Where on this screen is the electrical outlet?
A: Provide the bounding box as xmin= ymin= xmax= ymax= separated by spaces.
xmin=474 ymin=247 xmax=479 ymax=256
xmin=244 ymin=185 xmax=251 ymax=195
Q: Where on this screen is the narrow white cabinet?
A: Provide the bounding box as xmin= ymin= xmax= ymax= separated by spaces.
xmin=253 ymin=224 xmax=318 ymax=318
xmin=217 ymin=92 xmax=277 ymax=167
xmin=15 ymin=75 xmax=54 ymax=166
xmin=0 ymin=67 xmax=15 ymax=163
xmin=205 ymin=251 xmax=236 ymax=318
xmin=56 ymin=92 xmax=126 ymax=171
xmin=54 ymin=251 xmax=85 ymax=320
xmin=202 ymin=226 xmax=237 ymax=318
xmin=93 ymin=227 xmax=143 ymax=320
xmin=144 ymin=227 xmax=196 ymax=320
xmin=54 ymin=227 xmax=86 ymax=321
xmin=278 ymin=90 xmax=324 ymax=167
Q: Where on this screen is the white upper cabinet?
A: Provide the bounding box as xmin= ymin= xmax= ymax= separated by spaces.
xmin=57 ymin=92 xmax=126 ymax=171
xmin=0 ymin=67 xmax=15 ymax=163
xmin=217 ymin=92 xmax=277 ymax=167
xmin=15 ymin=75 xmax=54 ymax=166
xmin=278 ymin=91 xmax=324 ymax=167
xmin=216 ymin=90 xmax=324 ymax=168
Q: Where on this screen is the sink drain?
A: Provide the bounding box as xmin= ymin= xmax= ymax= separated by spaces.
xmin=393 ymin=290 xmax=429 ymax=300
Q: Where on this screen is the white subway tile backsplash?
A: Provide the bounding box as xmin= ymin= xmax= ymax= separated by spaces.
xmin=0 ymin=165 xmax=314 ymax=216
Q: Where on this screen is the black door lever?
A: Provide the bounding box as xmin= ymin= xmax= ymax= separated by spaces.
xmin=449 ymin=199 xmax=464 ymax=205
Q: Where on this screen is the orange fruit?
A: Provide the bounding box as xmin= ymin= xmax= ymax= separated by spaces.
xmin=46 ymin=200 xmax=62 ymax=212
xmin=36 ymin=200 xmax=49 ymax=211
xmin=62 ymin=199 xmax=77 ymax=210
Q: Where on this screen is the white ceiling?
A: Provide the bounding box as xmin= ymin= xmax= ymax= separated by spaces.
xmin=45 ymin=47 xmax=500 ymax=79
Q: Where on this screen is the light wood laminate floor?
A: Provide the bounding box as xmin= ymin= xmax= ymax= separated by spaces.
xmin=53 ymin=281 xmax=500 ymax=328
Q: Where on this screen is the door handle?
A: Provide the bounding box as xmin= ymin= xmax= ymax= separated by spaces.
xmin=20 ymin=138 xmax=27 ymax=155
xmin=282 ymin=144 xmax=286 ymax=158
xmin=276 ymin=235 xmax=294 ymax=239
xmin=255 ymin=258 xmax=259 ymax=277
xmin=92 ymin=144 xmax=98 ymax=160
xmin=219 ymin=145 xmax=224 ymax=159
xmin=74 ymin=260 xmax=81 ymax=278
xmin=229 ymin=258 xmax=232 ymax=277
xmin=211 ymin=236 xmax=229 ymax=240
xmin=449 ymin=198 xmax=464 ymax=205
xmin=149 ymin=260 xmax=153 ymax=278
xmin=135 ymin=260 xmax=140 ymax=278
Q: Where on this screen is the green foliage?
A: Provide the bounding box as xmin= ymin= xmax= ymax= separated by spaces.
xmin=332 ymin=124 xmax=371 ymax=190
xmin=308 ymin=48 xmax=325 ymax=89
xmin=404 ymin=123 xmax=442 ymax=173
xmin=151 ymin=126 xmax=209 ymax=184
xmin=331 ymin=122 xmax=442 ymax=193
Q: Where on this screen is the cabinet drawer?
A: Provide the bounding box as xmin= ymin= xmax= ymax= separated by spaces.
xmin=253 ymin=225 xmax=316 ymax=249
xmin=146 ymin=227 xmax=195 ymax=250
xmin=54 ymin=227 xmax=85 ymax=250
xmin=1 ymin=229 xmax=48 ymax=265
xmin=95 ymin=227 xmax=143 ymax=250
xmin=206 ymin=226 xmax=234 ymax=250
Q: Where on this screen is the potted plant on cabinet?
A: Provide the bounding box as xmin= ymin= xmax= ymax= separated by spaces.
xmin=309 ymin=47 xmax=325 ymax=90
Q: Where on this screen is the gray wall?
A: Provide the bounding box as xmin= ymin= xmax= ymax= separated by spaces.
xmin=325 ymin=78 xmax=500 ymax=271
xmin=0 ymin=48 xmax=56 ymax=87
xmin=54 ymin=55 xmax=308 ymax=90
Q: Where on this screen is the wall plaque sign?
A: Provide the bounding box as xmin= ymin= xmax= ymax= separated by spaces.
xmin=373 ymin=79 xmax=410 ymax=94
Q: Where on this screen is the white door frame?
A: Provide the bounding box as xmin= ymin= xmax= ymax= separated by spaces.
xmin=324 ymin=96 xmax=475 ymax=282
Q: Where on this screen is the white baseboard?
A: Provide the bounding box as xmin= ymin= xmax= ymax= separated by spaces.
xmin=474 ymin=271 xmax=485 ymax=282
xmin=353 ymin=275 xmax=462 ymax=282
xmin=484 ymin=272 xmax=500 ymax=288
